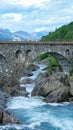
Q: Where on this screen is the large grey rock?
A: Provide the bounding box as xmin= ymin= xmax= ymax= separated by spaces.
xmin=0 ymin=88 xmax=23 ymax=124
xmin=20 ymin=78 xmax=33 ymax=84
xmin=0 ymin=108 xmax=20 ymax=124
xmin=26 ymin=63 xmax=39 ymax=71
xmin=21 ymin=69 xmax=33 ymax=77
xmin=31 ymin=72 xmax=70 ymax=102
xmin=45 ymin=85 xmax=70 ymax=102
xmin=3 ymin=111 xmax=20 ymax=124
xmin=0 ymin=77 xmax=29 ymax=124
xmin=35 ymin=72 xmax=49 ymax=83
xmin=21 ymin=63 xmax=39 ymax=77
xmin=0 ymin=108 xmax=3 ymax=123
xmin=69 ymin=81 xmax=73 ymax=96
xmin=10 ymin=87 xmax=29 ymax=97
xmin=0 ymin=90 xmax=7 ymax=109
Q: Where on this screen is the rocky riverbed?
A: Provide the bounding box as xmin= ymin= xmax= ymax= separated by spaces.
xmin=32 ymin=72 xmax=72 ymax=102
xmin=0 ymin=61 xmax=73 ymax=127
xmin=0 ymin=63 xmax=40 ymax=124
xmin=0 ymin=77 xmax=28 ymax=124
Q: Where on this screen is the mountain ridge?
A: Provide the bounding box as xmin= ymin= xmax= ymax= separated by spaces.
xmin=0 ymin=28 xmax=48 ymax=41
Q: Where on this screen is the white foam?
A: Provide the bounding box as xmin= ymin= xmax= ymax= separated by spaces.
xmin=20 ymin=63 xmax=47 ymax=81
xmin=26 ymin=109 xmax=73 ymax=130
xmin=25 ymin=83 xmax=35 ymax=93
xmin=6 ymin=95 xmax=73 ymax=130
xmin=48 ymin=102 xmax=69 ymax=106
xmin=0 ymin=124 xmax=32 ymax=130
xmin=7 ymin=96 xmax=45 ymax=110
xmin=20 ymin=84 xmax=25 ymax=87
xmin=20 ymin=76 xmax=26 ymax=81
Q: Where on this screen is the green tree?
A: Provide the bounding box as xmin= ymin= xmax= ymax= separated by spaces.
xmin=41 ymin=21 xmax=73 ymax=41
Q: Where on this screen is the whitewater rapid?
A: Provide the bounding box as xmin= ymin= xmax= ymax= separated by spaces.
xmin=0 ymin=63 xmax=73 ymax=130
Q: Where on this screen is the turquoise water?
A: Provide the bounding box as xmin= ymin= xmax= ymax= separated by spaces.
xmin=1 ymin=96 xmax=73 ymax=130
xmin=0 ymin=63 xmax=73 ymax=130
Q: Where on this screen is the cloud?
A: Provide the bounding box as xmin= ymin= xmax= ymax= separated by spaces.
xmin=0 ymin=0 xmax=50 ymax=14
xmin=0 ymin=0 xmax=73 ymax=33
xmin=11 ymin=0 xmax=50 ymax=8
xmin=2 ymin=13 xmax=23 ymax=22
xmin=34 ymin=27 xmax=47 ymax=32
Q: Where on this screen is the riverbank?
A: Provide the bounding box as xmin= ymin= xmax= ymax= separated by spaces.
xmin=0 ymin=75 xmax=29 ymax=123
xmin=0 ymin=63 xmax=40 ymax=124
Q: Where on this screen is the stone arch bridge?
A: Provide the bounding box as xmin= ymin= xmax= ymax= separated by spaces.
xmin=0 ymin=41 xmax=73 ymax=78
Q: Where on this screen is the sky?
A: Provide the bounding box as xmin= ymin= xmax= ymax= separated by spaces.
xmin=0 ymin=0 xmax=73 ymax=33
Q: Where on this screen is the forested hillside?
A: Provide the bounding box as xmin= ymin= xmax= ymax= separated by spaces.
xmin=41 ymin=22 xmax=73 ymax=41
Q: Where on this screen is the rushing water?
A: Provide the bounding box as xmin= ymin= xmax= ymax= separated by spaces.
xmin=0 ymin=63 xmax=73 ymax=130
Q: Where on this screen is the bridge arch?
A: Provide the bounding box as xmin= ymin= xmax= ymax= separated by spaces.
xmin=0 ymin=54 xmax=7 ymax=64
xmin=26 ymin=49 xmax=31 ymax=57
xmin=65 ymin=49 xmax=71 ymax=56
xmin=34 ymin=51 xmax=71 ymax=74
xmin=15 ymin=50 xmax=22 ymax=59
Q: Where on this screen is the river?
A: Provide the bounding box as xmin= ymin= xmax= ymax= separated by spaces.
xmin=0 ymin=63 xmax=73 ymax=130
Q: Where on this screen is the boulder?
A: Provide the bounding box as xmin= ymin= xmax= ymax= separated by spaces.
xmin=68 ymin=97 xmax=73 ymax=102
xmin=20 ymin=78 xmax=33 ymax=84
xmin=69 ymin=81 xmax=73 ymax=96
xmin=26 ymin=63 xmax=39 ymax=71
xmin=35 ymin=72 xmax=49 ymax=83
xmin=21 ymin=69 xmax=33 ymax=77
xmin=31 ymin=72 xmax=70 ymax=102
xmin=0 ymin=90 xmax=7 ymax=107
xmin=10 ymin=87 xmax=29 ymax=97
xmin=0 ymin=108 xmax=3 ymax=123
xmin=5 ymin=84 xmax=29 ymax=97
xmin=0 ymin=108 xmax=20 ymax=124
xmin=44 ymin=85 xmax=70 ymax=102
xmin=3 ymin=111 xmax=20 ymax=124
xmin=21 ymin=63 xmax=39 ymax=77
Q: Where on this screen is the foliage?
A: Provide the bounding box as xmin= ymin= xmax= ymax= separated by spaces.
xmin=47 ymin=54 xmax=62 ymax=75
xmin=41 ymin=21 xmax=73 ymax=41
xmin=69 ymin=69 xmax=73 ymax=76
xmin=36 ymin=52 xmax=62 ymax=75
xmin=37 ymin=52 xmax=49 ymax=61
xmin=69 ymin=59 xmax=73 ymax=76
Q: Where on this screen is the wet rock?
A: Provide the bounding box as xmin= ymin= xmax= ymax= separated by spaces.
xmin=26 ymin=64 xmax=39 ymax=71
xmin=10 ymin=88 xmax=29 ymax=97
xmin=9 ymin=85 xmax=29 ymax=97
xmin=0 ymin=90 xmax=7 ymax=107
xmin=35 ymin=57 xmax=48 ymax=65
xmin=44 ymin=85 xmax=70 ymax=102
xmin=3 ymin=111 xmax=20 ymax=124
xmin=31 ymin=72 xmax=70 ymax=102
xmin=35 ymin=72 xmax=49 ymax=83
xmin=0 ymin=101 xmax=18 ymax=124
xmin=20 ymin=78 xmax=33 ymax=84
xmin=0 ymin=89 xmax=7 ymax=123
xmin=22 ymin=70 xmax=33 ymax=77
xmin=0 ymin=108 xmax=3 ymax=123
xmin=69 ymin=81 xmax=73 ymax=96
xmin=0 ymin=76 xmax=29 ymax=124
xmin=19 ymin=86 xmax=26 ymax=91
xmin=0 ymin=76 xmax=19 ymax=98
xmin=21 ymin=63 xmax=39 ymax=77
xmin=68 ymin=97 xmax=73 ymax=102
